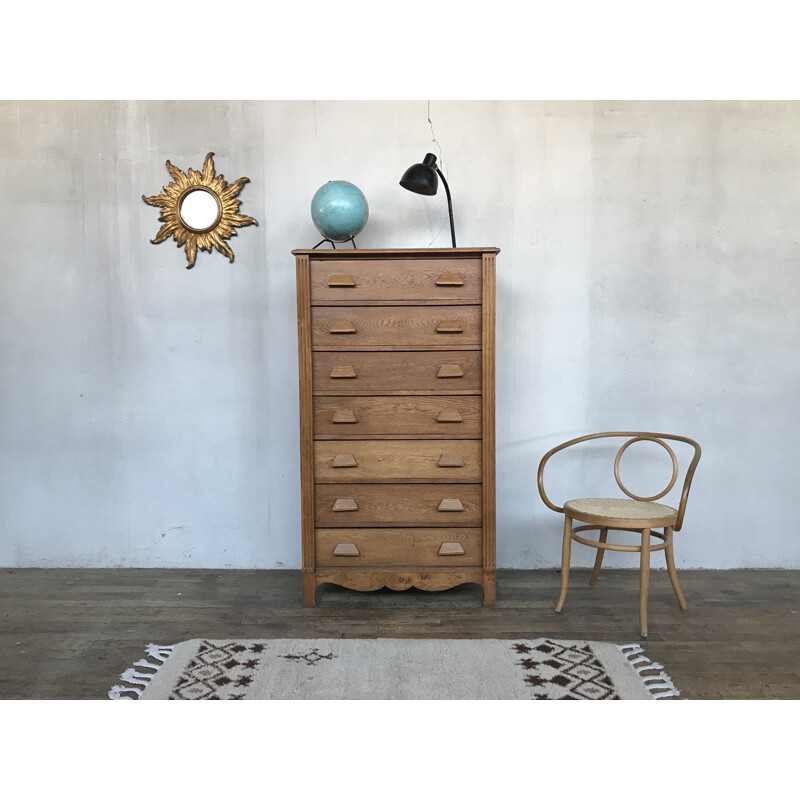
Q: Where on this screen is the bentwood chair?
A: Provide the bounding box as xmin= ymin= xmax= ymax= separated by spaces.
xmin=537 ymin=432 xmax=701 ymax=638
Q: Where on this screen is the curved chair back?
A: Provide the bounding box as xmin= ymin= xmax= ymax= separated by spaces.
xmin=537 ymin=432 xmax=702 ymax=530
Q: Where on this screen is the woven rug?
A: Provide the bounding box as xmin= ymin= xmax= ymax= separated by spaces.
xmin=109 ymin=638 xmax=680 ymax=700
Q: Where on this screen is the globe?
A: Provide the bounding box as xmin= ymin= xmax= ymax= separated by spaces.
xmin=310 ymin=180 xmax=369 ymax=242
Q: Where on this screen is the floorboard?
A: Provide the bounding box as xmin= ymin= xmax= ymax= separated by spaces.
xmin=1 ymin=567 xmax=798 ymax=699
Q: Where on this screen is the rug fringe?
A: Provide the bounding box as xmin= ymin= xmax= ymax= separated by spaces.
xmin=108 ymin=644 xmax=173 ymax=700
xmin=619 ymin=643 xmax=681 ymax=699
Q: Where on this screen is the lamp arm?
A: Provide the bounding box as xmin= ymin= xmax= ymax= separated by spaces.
xmin=435 ymin=167 xmax=457 ymax=248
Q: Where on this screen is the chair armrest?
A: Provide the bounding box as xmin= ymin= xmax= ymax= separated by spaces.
xmin=537 ymin=443 xmax=568 ymax=513
xmin=537 ymin=433 xmax=620 ymax=513
xmin=675 ymin=438 xmax=702 ymax=531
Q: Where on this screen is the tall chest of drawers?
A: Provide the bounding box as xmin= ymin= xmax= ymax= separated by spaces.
xmin=294 ymin=247 xmax=498 ymax=606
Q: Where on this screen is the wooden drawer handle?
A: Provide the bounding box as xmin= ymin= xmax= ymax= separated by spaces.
xmin=328 ymin=274 xmax=355 ymax=287
xmin=330 ymin=366 xmax=357 ymax=379
xmin=333 ymin=543 xmax=360 ymax=556
xmin=438 ymin=498 xmax=465 ymax=512
xmin=329 ymin=320 xmax=357 ymax=334
xmin=437 ymin=364 xmax=464 ymax=378
xmin=438 ymin=542 xmax=466 ymax=556
xmin=331 ymin=409 xmax=358 ymax=424
xmin=435 ymin=273 xmax=464 ymax=287
xmin=436 ymin=321 xmax=463 ymax=334
xmin=332 ymin=498 xmax=359 ymax=512
xmin=436 ymin=410 xmax=463 ymax=423
xmin=438 ymin=453 xmax=464 ymax=468
xmin=331 ymin=454 xmax=358 ymax=468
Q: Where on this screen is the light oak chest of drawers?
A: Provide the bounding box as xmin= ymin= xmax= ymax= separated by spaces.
xmin=294 ymin=247 xmax=498 ymax=606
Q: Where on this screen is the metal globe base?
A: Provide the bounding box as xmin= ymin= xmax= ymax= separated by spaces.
xmin=312 ymin=235 xmax=358 ymax=249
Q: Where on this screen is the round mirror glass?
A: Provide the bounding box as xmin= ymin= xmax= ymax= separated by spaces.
xmin=179 ymin=188 xmax=221 ymax=232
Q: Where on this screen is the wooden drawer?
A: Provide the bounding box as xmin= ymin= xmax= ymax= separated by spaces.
xmin=311 ymin=305 xmax=481 ymax=350
xmin=313 ymin=396 xmax=482 ymax=438
xmin=313 ymin=351 xmax=482 ymax=395
xmin=310 ymin=258 xmax=482 ymax=304
xmin=315 ymin=528 xmax=483 ymax=567
xmin=315 ymin=484 xmax=482 ymax=527
xmin=314 ymin=440 xmax=481 ymax=483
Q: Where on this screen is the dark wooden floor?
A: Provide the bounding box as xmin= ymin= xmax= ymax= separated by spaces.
xmin=1 ymin=567 xmax=798 ymax=699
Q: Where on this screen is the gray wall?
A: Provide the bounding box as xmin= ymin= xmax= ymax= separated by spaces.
xmin=1 ymin=100 xmax=798 ymax=568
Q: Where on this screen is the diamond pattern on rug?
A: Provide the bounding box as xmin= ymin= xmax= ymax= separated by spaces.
xmin=280 ymin=647 xmax=336 ymax=666
xmin=170 ymin=641 xmax=265 ymax=700
xmin=512 ymin=640 xmax=621 ymax=700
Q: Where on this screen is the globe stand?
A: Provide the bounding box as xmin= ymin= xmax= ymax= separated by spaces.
xmin=312 ymin=236 xmax=358 ymax=250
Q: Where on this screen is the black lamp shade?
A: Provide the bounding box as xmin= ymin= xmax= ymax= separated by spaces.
xmin=399 ymin=153 xmax=439 ymax=196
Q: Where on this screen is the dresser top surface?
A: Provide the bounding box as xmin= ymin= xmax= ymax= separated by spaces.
xmin=292 ymin=247 xmax=500 ymax=258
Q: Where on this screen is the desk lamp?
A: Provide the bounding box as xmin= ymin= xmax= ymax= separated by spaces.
xmin=400 ymin=153 xmax=457 ymax=247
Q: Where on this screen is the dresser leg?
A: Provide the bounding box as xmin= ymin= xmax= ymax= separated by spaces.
xmin=482 ymin=572 xmax=496 ymax=606
xmin=302 ymin=573 xmax=317 ymax=607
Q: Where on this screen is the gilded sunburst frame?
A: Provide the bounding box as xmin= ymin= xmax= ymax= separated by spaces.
xmin=143 ymin=152 xmax=258 ymax=269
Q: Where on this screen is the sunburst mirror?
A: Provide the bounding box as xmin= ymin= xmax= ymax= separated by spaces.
xmin=142 ymin=152 xmax=258 ymax=269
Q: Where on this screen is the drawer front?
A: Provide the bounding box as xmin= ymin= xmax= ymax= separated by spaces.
xmin=314 ymin=440 xmax=481 ymax=483
xmin=313 ymin=351 xmax=482 ymax=395
xmin=315 ymin=484 xmax=482 ymax=527
xmin=313 ymin=396 xmax=482 ymax=438
xmin=311 ymin=306 xmax=481 ymax=349
xmin=310 ymin=258 xmax=482 ymax=304
xmin=315 ymin=528 xmax=483 ymax=567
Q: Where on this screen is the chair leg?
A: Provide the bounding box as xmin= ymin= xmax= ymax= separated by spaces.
xmin=664 ymin=526 xmax=688 ymax=610
xmin=588 ymin=527 xmax=608 ymax=586
xmin=555 ymin=514 xmax=572 ymax=613
xmin=639 ymin=528 xmax=651 ymax=638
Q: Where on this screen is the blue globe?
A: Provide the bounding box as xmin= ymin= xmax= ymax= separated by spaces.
xmin=310 ymin=180 xmax=369 ymax=242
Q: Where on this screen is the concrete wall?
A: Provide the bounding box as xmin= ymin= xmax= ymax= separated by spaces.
xmin=1 ymin=100 xmax=798 ymax=569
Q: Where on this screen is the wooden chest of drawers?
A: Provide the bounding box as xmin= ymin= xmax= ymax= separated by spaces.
xmin=294 ymin=247 xmax=498 ymax=606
